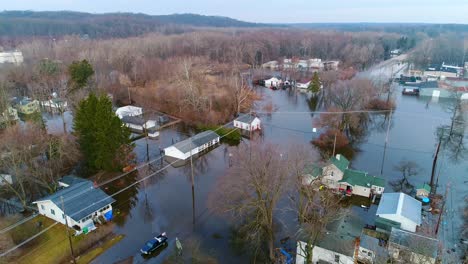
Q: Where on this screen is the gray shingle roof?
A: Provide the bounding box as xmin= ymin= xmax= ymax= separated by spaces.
xmin=235 ymin=115 xmax=257 ymax=124
xmin=36 ymin=180 xmax=115 ymax=222
xmin=376 ymin=193 xmax=421 ymax=225
xmin=389 ymin=228 xmax=438 ymax=258
xmin=173 ymin=130 xmax=219 ymax=154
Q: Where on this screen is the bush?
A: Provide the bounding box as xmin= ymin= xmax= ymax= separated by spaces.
xmin=366 ymin=98 xmax=396 ymax=111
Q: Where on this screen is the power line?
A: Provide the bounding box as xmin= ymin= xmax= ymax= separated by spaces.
xmin=0 ymin=119 xmax=241 ymax=257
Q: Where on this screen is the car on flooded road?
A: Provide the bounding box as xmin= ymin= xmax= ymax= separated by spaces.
xmin=140 ymin=232 xmax=168 ymax=255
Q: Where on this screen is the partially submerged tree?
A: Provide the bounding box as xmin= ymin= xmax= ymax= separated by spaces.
xmin=209 ymin=143 xmax=294 ymax=262
xmin=73 ymin=93 xmax=133 ymax=172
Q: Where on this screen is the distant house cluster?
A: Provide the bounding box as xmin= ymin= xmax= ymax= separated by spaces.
xmin=303 ymin=154 xmax=385 ymax=199
xmin=262 ymin=58 xmax=339 ymax=71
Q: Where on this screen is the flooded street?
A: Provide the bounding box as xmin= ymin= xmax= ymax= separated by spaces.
xmin=35 ymin=63 xmax=466 ymax=263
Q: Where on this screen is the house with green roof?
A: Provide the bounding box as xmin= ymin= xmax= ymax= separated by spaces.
xmin=302 ymin=164 xmax=323 ymax=185
xmin=337 ymin=169 xmax=385 ymax=198
xmin=307 ymin=154 xmax=385 ymax=198
xmin=321 ymin=154 xmax=350 ymax=189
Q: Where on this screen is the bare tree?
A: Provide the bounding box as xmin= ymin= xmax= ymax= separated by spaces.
xmin=391 ymin=160 xmax=420 ymax=194
xmin=209 ymin=143 xmax=294 ymax=262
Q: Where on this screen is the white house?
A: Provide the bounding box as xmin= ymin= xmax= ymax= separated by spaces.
xmin=261 ymin=60 xmax=279 ymax=69
xmin=321 ymin=154 xmax=349 ymax=189
xmin=376 ymin=193 xmax=422 ymax=232
xmin=0 ymin=51 xmax=24 ymax=65
xmin=33 ymin=176 xmax=115 ymax=234
xmin=164 ymin=130 xmax=220 ymax=161
xmin=308 ymin=58 xmax=323 ymax=69
xmin=388 ymin=228 xmax=438 ymax=264
xmin=296 ymin=80 xmax=311 ymax=91
xmin=296 ymin=237 xmax=355 ymax=264
xmin=233 ymin=115 xmax=261 ymax=131
xmin=115 ymin=105 xmax=143 ymax=119
xmin=264 ymin=77 xmax=282 ymax=88
xmin=121 ymin=115 xmax=158 ymax=134
xmin=337 ymin=169 xmax=385 ymax=198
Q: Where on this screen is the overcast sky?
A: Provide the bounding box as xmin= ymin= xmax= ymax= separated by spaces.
xmin=3 ymin=0 xmax=468 ymax=24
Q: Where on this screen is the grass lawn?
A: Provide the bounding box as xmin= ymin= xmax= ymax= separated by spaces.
xmin=13 ymin=216 xmax=120 ymax=264
xmin=77 ymin=234 xmax=124 ymax=264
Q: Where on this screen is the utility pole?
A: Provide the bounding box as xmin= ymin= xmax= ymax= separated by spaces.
xmin=61 ymin=196 xmax=76 ymax=264
xmin=380 ymin=110 xmax=393 ymax=176
xmin=189 ymin=139 xmax=195 ymax=227
xmin=430 ymin=138 xmax=441 ymax=194
xmin=435 ymin=183 xmax=449 ymax=235
xmin=332 ymin=131 xmax=337 ymax=157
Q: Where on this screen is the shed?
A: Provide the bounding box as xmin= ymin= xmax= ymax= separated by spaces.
xmin=233 ymin=115 xmax=261 ymax=131
xmin=121 ymin=115 xmax=157 ymax=132
xmin=376 ymin=193 xmax=422 ymax=232
xmin=416 ymin=183 xmax=431 ymax=197
xmin=164 ymin=130 xmax=220 ymax=161
xmin=264 ymin=77 xmax=281 ymax=88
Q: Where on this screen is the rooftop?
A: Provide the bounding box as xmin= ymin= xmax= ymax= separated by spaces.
xmin=339 ymin=169 xmax=385 ymax=188
xmin=389 ymin=228 xmax=438 ymax=259
xmin=35 ymin=179 xmax=115 ymax=222
xmin=173 ymin=130 xmax=219 ymax=154
xmin=417 ymin=183 xmax=431 ymax=193
xmin=376 ymin=193 xmax=422 ymax=225
xmin=59 ymin=175 xmax=87 ymax=187
xmin=329 ymin=154 xmax=349 ymax=172
xmin=303 ymin=164 xmax=322 ymax=177
xmin=235 ymin=114 xmax=258 ymax=124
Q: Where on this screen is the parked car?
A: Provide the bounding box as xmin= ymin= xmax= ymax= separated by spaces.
xmin=140 ymin=232 xmax=168 ymax=255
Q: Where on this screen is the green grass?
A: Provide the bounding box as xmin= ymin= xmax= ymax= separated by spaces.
xmin=77 ymin=234 xmax=124 ymax=264
xmin=196 ymin=124 xmax=241 ymax=145
xmin=12 ymin=216 xmax=118 ymax=264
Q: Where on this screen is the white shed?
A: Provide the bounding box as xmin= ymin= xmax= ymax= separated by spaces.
xmin=264 ymin=77 xmax=282 ymax=88
xmin=376 ymin=193 xmax=422 ymax=232
xmin=233 ymin=115 xmax=261 ymax=131
xmin=164 ymin=130 xmax=220 ymax=161
xmin=115 ymin=105 xmax=143 ymax=119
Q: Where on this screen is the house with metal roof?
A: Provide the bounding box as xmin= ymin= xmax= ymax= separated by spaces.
xmin=33 ymin=177 xmax=115 ymax=234
xmin=164 ymin=130 xmax=220 ymax=161
xmin=337 ymin=169 xmax=385 ymax=198
xmin=376 ymin=193 xmax=422 ymax=232
xmin=416 ymin=183 xmax=431 ymax=198
xmin=321 ymin=154 xmax=350 ymax=189
xmin=388 ymin=227 xmax=438 ymax=264
xmin=115 ymin=105 xmax=142 ymax=119
xmin=121 ymin=115 xmax=158 ymax=134
xmin=233 ymin=114 xmax=261 ymax=132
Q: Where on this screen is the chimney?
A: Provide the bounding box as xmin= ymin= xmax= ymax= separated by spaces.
xmin=336 ymin=154 xmax=341 ymax=160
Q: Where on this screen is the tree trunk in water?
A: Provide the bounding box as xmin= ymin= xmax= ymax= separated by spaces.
xmin=268 ymin=233 xmax=275 ymax=262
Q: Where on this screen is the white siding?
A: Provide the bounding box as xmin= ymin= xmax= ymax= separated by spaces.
xmin=353 ymin=185 xmax=371 ymax=197
xmin=371 ymin=185 xmax=384 ymax=195
xmin=296 ymin=241 xmax=354 ymax=264
xmin=164 ymin=146 xmax=190 ymax=160
xmin=234 ymin=118 xmax=261 ymax=131
xmin=321 ymin=164 xmax=343 ymax=189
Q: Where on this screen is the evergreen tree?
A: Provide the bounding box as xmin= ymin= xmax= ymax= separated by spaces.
xmin=74 ymin=93 xmax=132 ymax=172
xmin=308 ymin=72 xmax=321 ymax=93
xmin=68 ymin=59 xmax=94 ymax=91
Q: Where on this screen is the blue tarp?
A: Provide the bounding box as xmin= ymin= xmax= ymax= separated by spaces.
xmin=104 ymin=210 xmax=113 ymax=221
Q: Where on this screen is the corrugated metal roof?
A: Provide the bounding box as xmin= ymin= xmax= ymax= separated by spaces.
xmin=376 ymin=193 xmax=421 ymax=225
xmin=330 ymin=154 xmax=349 ymax=172
xmin=389 ymin=228 xmax=438 ymax=258
xmin=338 ymin=169 xmax=385 ymax=188
xmin=35 ymin=180 xmax=115 ymax=222
xmin=173 ymin=130 xmax=219 ymax=154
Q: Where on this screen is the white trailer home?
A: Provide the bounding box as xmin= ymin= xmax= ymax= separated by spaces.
xmin=33 ymin=176 xmax=115 ymax=235
xmin=164 ymin=130 xmax=220 ymax=161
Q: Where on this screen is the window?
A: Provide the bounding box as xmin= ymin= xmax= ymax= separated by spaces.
xmin=50 ymin=209 xmax=55 ymax=215
xmin=62 ymin=214 xmax=65 ymax=219
xmin=368 ymin=252 xmax=372 ymax=257
xmin=41 ymin=205 xmax=45 ymax=210
xmin=334 ymin=254 xmax=340 ymax=263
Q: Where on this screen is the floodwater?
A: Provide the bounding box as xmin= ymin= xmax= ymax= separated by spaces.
xmin=33 ymin=64 xmax=466 ymax=263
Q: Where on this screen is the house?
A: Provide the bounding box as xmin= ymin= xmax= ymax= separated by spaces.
xmin=121 ymin=115 xmax=158 ymax=134
xmin=357 ymin=234 xmax=388 ymax=264
xmin=302 ymin=164 xmax=322 ymax=185
xmin=376 ymin=192 xmax=422 ymax=232
xmin=41 ymin=98 xmax=68 ymax=111
xmin=337 ymin=169 xmax=385 ymax=198
xmin=323 ymin=61 xmax=340 ymax=71
xmin=261 ymin=60 xmax=279 ymax=69
xmin=33 ymin=176 xmax=115 ymax=234
xmin=388 ymin=228 xmax=438 ymax=264
xmin=0 ymin=106 xmax=19 ymax=126
xmin=233 ymin=114 xmax=261 ymax=131
xmin=390 ymin=49 xmax=401 ymax=57
xmin=416 ymin=183 xmax=431 ymax=198
xmin=0 ymin=51 xmax=23 ymax=65
xmin=115 ymin=105 xmax=143 ymax=119
xmin=12 ymin=97 xmax=40 ymax=115
xmin=295 ymin=78 xmax=311 ymax=91
xmin=296 ymin=236 xmax=355 ymax=264
xmin=164 ymin=130 xmax=220 ymax=161
xmin=308 ymin=58 xmax=323 ymax=69
xmin=264 ymin=77 xmax=282 ymax=88
xmin=321 ymin=154 xmax=349 ymax=189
